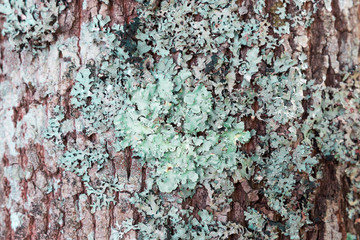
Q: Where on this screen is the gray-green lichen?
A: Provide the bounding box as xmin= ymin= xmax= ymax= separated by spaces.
xmin=47 ymin=0 xmax=317 ymax=238
xmin=0 ymin=0 xmax=65 ymax=53
xmin=6 ymin=0 xmax=354 ymax=238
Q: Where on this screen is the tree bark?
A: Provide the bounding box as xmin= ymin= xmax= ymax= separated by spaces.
xmin=305 ymin=1 xmax=360 ymax=239
xmin=0 ymin=0 xmax=359 ymax=239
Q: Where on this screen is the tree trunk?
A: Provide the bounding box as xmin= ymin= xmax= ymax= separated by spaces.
xmin=0 ymin=0 xmax=359 ymax=239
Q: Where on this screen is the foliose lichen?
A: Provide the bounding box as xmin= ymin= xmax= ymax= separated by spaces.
xmin=0 ymin=0 xmax=65 ymax=53
xmin=48 ymin=0 xmax=320 ymax=238
xmin=3 ymin=0 xmax=358 ymax=238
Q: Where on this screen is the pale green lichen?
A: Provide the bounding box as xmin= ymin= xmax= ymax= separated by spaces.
xmin=36 ymin=0 xmax=360 ymax=239
xmin=10 ymin=211 xmax=23 ymax=231
xmin=0 ymin=0 xmax=65 ymax=53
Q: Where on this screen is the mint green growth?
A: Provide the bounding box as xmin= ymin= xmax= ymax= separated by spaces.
xmin=114 ymin=68 xmax=250 ymax=192
xmin=50 ymin=0 xmax=318 ymax=238
xmin=4 ymin=0 xmax=360 ymax=239
xmin=0 ymin=0 xmax=65 ymax=53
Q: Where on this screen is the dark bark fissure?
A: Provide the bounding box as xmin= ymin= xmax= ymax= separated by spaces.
xmin=76 ymin=0 xmax=83 ymax=66
xmin=124 ymin=146 xmax=133 ymax=180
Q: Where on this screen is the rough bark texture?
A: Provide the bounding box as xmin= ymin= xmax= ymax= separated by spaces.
xmin=305 ymin=1 xmax=360 ymax=239
xmin=0 ymin=0 xmax=359 ymax=239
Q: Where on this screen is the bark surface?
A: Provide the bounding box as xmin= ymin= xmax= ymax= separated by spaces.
xmin=0 ymin=0 xmax=359 ymax=239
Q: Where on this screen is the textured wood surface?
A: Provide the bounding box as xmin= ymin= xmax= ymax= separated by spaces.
xmin=0 ymin=0 xmax=359 ymax=239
